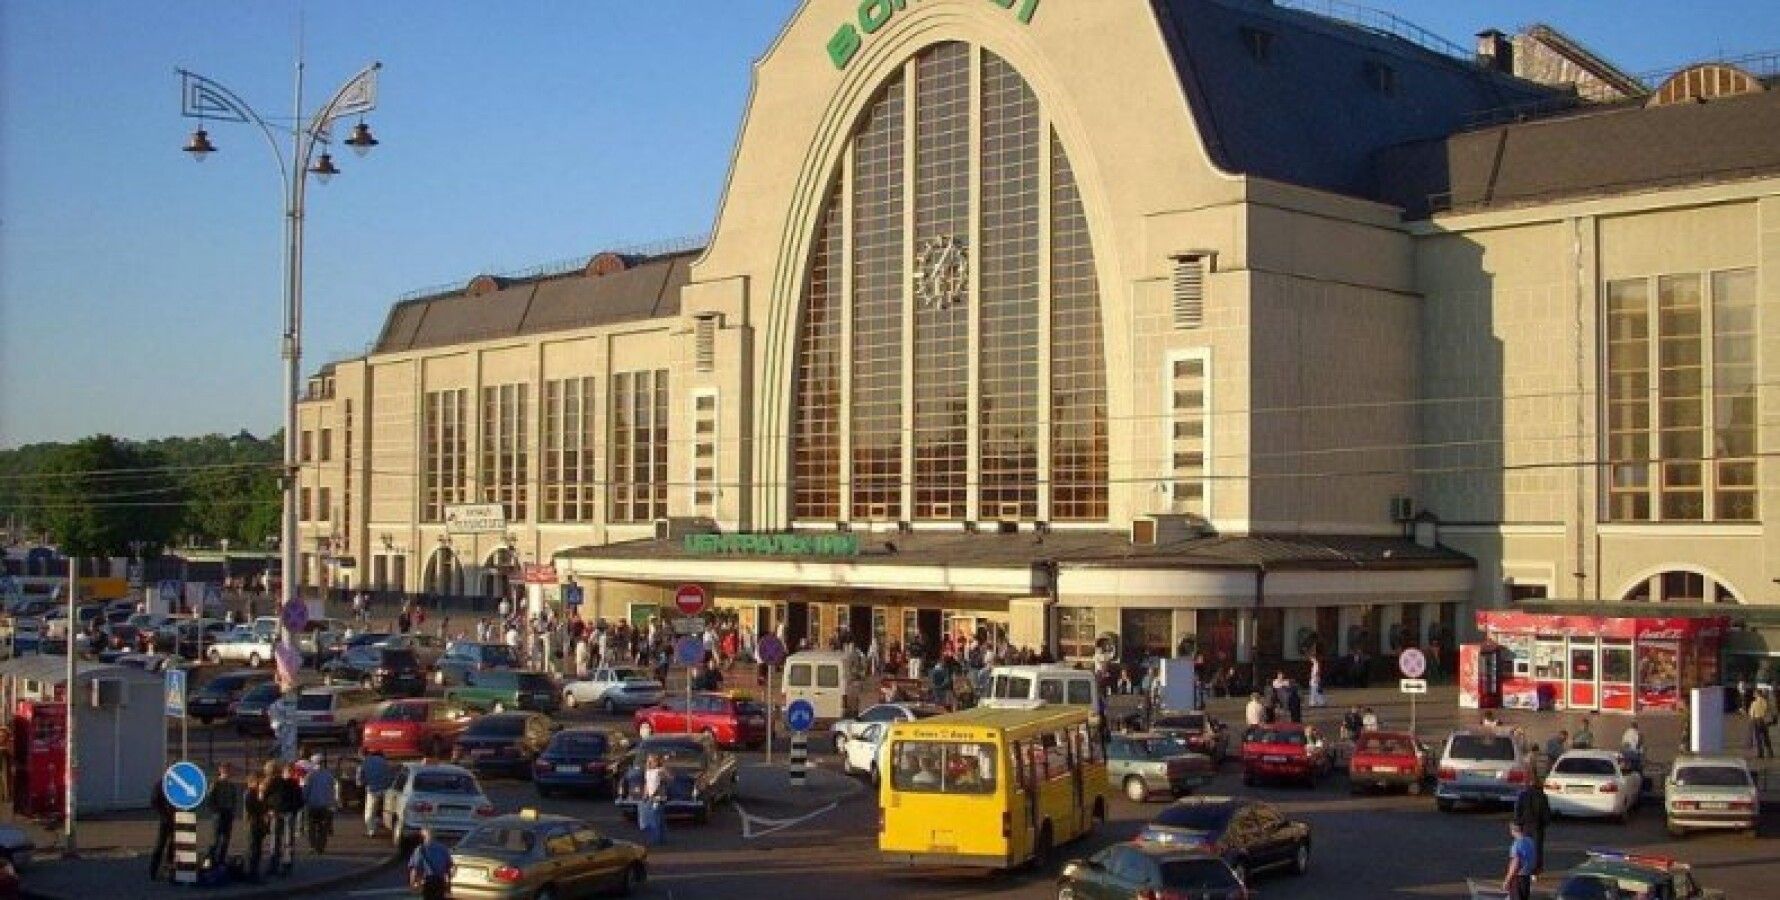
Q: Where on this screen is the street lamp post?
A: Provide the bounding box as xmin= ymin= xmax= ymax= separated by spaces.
xmin=177 ymin=60 xmax=382 ymax=660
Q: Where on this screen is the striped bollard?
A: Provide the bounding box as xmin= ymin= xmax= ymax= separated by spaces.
xmin=173 ymin=809 xmax=200 ymax=884
xmin=789 ymin=732 xmax=808 ymax=787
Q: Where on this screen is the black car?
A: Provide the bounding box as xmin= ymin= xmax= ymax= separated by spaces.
xmin=453 ymin=712 xmax=556 ymax=779
xmin=1138 ymin=796 xmax=1311 ymax=887
xmin=231 ymin=681 xmax=285 ymax=736
xmin=614 ymin=735 xmax=740 ymax=825
xmin=1150 ymin=711 xmax=1231 ymax=763
xmin=190 ymin=670 xmax=274 ymax=724
xmin=365 ymin=648 xmax=427 ymax=698
xmin=534 ymin=728 xmax=629 ymax=799
xmin=1059 ymin=841 xmax=1247 ymax=900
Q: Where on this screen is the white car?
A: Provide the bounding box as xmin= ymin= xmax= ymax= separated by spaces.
xmin=380 ymin=762 xmax=495 ymax=846
xmin=208 ymin=628 xmax=277 ymax=667
xmin=1665 ymin=754 xmax=1760 ymax=837
xmin=839 ymin=721 xmax=891 ymax=786
xmin=562 ymin=666 xmax=665 ymax=713
xmin=829 ymin=702 xmax=946 ymax=754
xmin=1544 ymin=749 xmax=1642 ymax=821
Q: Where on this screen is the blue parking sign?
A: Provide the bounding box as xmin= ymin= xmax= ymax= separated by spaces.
xmin=786 ymin=699 xmax=815 ymax=732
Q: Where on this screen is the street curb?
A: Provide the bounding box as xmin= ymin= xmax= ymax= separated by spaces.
xmin=21 ymin=849 xmax=402 ymax=900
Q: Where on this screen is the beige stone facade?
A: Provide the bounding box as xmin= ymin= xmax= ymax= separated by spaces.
xmin=291 ymin=0 xmax=1776 ymax=670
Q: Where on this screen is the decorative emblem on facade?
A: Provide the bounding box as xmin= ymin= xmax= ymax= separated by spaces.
xmin=914 ymin=235 xmax=969 ymax=310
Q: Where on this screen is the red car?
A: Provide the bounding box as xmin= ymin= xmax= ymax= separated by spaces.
xmin=1347 ymin=730 xmax=1434 ymax=794
xmin=359 ymin=698 xmax=473 ymax=759
xmin=634 ymin=692 xmax=768 ymax=749
xmin=1241 ymin=723 xmax=1334 ymax=787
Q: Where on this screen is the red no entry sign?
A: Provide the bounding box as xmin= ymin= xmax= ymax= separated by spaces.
xmin=674 ymin=583 xmax=708 ymax=616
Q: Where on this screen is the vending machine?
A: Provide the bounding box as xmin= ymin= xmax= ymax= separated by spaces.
xmin=12 ymin=700 xmax=66 ymax=820
xmin=1456 ymin=643 xmax=1504 ymax=710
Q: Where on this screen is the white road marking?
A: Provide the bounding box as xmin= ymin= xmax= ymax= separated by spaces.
xmin=735 ymin=800 xmax=840 ymax=839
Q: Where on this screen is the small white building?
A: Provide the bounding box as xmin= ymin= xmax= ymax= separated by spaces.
xmin=0 ymin=656 xmax=168 ymax=812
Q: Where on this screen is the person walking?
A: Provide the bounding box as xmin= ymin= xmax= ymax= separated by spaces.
xmin=360 ymin=750 xmax=393 ymax=837
xmin=1512 ymin=774 xmax=1552 ymax=877
xmin=267 ymin=762 xmax=304 ymax=877
xmin=1308 ymin=656 xmax=1326 ymax=707
xmin=244 ymin=772 xmax=273 ymax=882
xmin=407 ymin=828 xmax=455 ymax=900
xmin=1245 ymin=693 xmax=1265 ymax=727
xmin=148 ymin=778 xmax=177 ymax=882
xmin=1750 ymin=688 xmax=1775 ymax=758
xmin=1284 ymin=679 xmax=1304 ymax=724
xmin=640 ymin=754 xmax=668 ymax=846
xmin=206 ymin=762 xmax=242 ymax=865
xmin=302 ymin=754 xmax=339 ymax=854
xmin=1502 ymin=821 xmax=1536 ymax=900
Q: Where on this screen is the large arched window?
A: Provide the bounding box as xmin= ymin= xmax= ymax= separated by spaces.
xmin=790 ymin=42 xmax=1108 ymax=524
xmin=1622 ymin=569 xmax=1742 ymax=604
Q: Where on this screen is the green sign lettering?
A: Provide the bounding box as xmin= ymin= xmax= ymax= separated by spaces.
xmin=683 ymin=532 xmax=862 ymax=558
xmin=829 ymin=0 xmax=1041 ymax=70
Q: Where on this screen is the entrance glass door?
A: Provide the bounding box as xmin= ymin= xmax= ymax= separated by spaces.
xmin=1567 ymin=641 xmax=1599 ymax=711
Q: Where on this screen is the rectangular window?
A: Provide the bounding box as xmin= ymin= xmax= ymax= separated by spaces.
xmin=610 ymin=369 xmax=669 ymax=523
xmin=1168 ymin=351 xmax=1210 ymax=515
xmin=421 ymin=388 xmax=469 ymax=522
xmin=1604 ymin=268 xmax=1757 ymax=522
xmin=480 ymin=382 xmax=530 ymax=522
xmin=1057 ymin=606 xmax=1098 ymax=660
xmin=1171 ymin=255 xmax=1206 ymax=329
xmin=849 ymin=69 xmax=906 ymax=522
xmin=319 ymin=428 xmax=333 ymax=462
xmin=691 ymin=391 xmax=719 ymax=516
xmin=542 ymin=376 xmax=599 ymax=523
xmin=299 ymin=487 xmax=312 ymax=522
xmin=317 ymin=487 xmax=331 ymax=522
xmin=300 ymin=430 xmax=313 ymax=462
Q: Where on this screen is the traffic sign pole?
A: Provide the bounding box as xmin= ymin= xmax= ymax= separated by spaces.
xmin=785 ymin=699 xmax=815 ymax=788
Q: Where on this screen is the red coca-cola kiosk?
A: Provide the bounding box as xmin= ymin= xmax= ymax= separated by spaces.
xmin=13 ymin=699 xmax=66 ymax=820
xmin=1457 ymin=642 xmax=1511 ymax=709
xmin=1469 ymin=611 xmax=1727 ymax=714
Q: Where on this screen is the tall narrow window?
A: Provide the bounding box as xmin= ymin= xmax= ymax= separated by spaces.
xmin=1604 ymin=268 xmax=1757 ymax=522
xmin=1049 ymin=131 xmax=1109 ymax=522
xmin=850 ymin=72 xmax=907 ymax=521
xmin=792 ymin=182 xmax=844 ymax=520
xmin=1168 ymin=353 xmax=1209 ymax=516
xmin=341 ymin=400 xmax=352 ymax=551
xmin=611 ymin=369 xmax=669 ymax=523
xmin=480 ymin=383 xmax=529 ymax=522
xmin=913 ymin=42 xmax=971 ymax=521
xmin=543 ymin=377 xmax=597 ymax=523
xmin=692 ymin=391 xmax=719 ymax=516
xmin=422 ymin=388 xmax=468 ymax=522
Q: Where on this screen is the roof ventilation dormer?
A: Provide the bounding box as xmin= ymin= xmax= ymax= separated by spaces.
xmin=466 ymin=274 xmax=503 ymax=297
xmin=585 ymin=252 xmax=631 ymax=277
xmin=1648 ymin=63 xmax=1766 ymax=107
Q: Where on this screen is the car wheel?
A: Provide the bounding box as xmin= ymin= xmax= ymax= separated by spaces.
xmin=1291 ymin=841 xmax=1310 ymax=876
xmin=602 ymin=697 xmax=618 ymax=715
xmin=1436 ymin=798 xmax=1455 ymax=813
xmin=248 ymin=653 xmax=262 ymax=667
xmin=1124 ymin=776 xmax=1148 ymax=803
xmin=563 ymin=691 xmax=578 ymax=710
xmin=638 ymin=722 xmax=653 ymax=739
xmin=618 ymin=862 xmax=644 ymax=897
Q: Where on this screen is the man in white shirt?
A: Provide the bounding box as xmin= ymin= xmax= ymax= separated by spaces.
xmin=1245 ymin=693 xmax=1265 ymax=726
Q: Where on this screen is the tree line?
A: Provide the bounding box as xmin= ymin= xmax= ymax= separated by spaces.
xmin=0 ymin=431 xmax=283 ymax=557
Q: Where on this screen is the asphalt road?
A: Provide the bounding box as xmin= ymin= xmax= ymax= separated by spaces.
xmin=168 ymin=667 xmax=1779 ymax=899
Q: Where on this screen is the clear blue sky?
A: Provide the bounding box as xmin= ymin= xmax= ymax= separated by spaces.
xmin=3 ymin=0 xmax=1776 ymax=448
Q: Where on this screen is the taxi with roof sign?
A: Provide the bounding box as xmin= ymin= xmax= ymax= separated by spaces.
xmin=448 ymin=808 xmax=647 ymax=900
xmin=1553 ymin=849 xmax=1723 ymax=900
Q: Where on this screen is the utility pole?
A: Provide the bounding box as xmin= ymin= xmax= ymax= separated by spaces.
xmin=63 ymin=553 xmax=78 ymax=855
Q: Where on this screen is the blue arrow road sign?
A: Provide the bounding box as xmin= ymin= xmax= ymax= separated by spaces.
xmin=162 ymin=761 xmax=208 ymax=811
xmin=165 ymin=668 xmax=187 ymax=718
xmin=786 ymin=699 xmax=816 ymax=733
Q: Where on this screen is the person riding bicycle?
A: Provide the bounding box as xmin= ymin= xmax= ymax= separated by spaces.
xmin=301 ymin=754 xmax=339 ymax=854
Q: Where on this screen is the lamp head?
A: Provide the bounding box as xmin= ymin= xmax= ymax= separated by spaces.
xmin=183 ymin=127 xmax=217 ymax=161
xmin=343 ymin=121 xmax=379 ymax=158
xmin=309 ymin=152 xmax=340 ymax=183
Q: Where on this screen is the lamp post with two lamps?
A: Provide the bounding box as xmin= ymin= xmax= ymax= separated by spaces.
xmin=176 ymin=59 xmax=383 ymax=659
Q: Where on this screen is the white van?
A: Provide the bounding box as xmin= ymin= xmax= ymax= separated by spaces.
xmin=979 ymin=664 xmax=1103 ymax=723
xmin=782 ymin=650 xmax=859 ymax=721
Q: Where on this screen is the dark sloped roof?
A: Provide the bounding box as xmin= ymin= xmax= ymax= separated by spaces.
xmin=1377 ymin=86 xmax=1780 ymax=217
xmin=372 ymin=250 xmax=697 ymax=354
xmin=556 ymin=530 xmax=1470 ymax=572
xmin=1152 ymin=0 xmax=1557 ymax=201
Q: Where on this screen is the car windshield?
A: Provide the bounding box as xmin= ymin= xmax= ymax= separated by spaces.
xmin=379 ymin=650 xmax=419 ymax=668
xmin=411 ymin=772 xmax=477 ymax=794
xmin=1138 ymin=737 xmax=1192 ymax=757
xmin=1249 ymin=728 xmax=1306 ymax=746
xmin=515 ymin=673 xmax=553 ymax=691
xmin=1553 ymin=757 xmax=1618 ymax=776
xmin=1155 ymin=714 xmax=1206 ymax=731
xmin=889 ymin=740 xmax=998 ymax=795
xmin=296 ymin=693 xmax=336 ymax=711
xmin=201 ymin=677 xmax=248 ymax=694
xmin=1449 ymin=734 xmax=1517 ymax=761
xmin=1161 ymin=858 xmax=1242 ymax=891
xmin=375 ymin=704 xmax=428 ymax=723
xmin=1357 ymin=735 xmax=1414 ymax=755
xmin=1154 ymin=803 xmax=1237 ymax=832
xmin=458 ymin=826 xmax=536 ymax=854
xmin=736 ymin=701 xmax=766 ymax=717
xmin=612 ymin=668 xmax=648 ymax=681
xmin=553 ymin=732 xmax=610 ymax=754
xmin=241 ymin=684 xmax=280 ymax=703
xmin=1673 ymin=765 xmax=1751 ymax=787
xmin=467 ymin=717 xmax=526 ymax=737
xmin=648 ymin=744 xmax=708 ymax=771
xmin=481 ymin=645 xmax=518 ymax=667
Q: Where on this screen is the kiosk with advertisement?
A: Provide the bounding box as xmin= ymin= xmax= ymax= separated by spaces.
xmin=1468 ymin=611 xmax=1728 ymax=714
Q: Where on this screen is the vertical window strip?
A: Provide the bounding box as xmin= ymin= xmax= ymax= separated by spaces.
xmin=913 ymin=41 xmax=971 ymax=521
xmin=1168 ymin=353 xmax=1209 ymax=515
xmin=1712 ymin=268 xmax=1757 ymax=520
xmin=1657 ymin=274 xmax=1704 ymax=521
xmin=977 ymin=50 xmax=1041 ymax=521
xmin=1049 ymin=130 xmax=1109 ymax=521
xmin=792 ymin=182 xmax=845 ymax=520
xmin=850 ymin=73 xmax=907 ymax=521
xmin=1605 ymin=279 xmax=1651 ymax=522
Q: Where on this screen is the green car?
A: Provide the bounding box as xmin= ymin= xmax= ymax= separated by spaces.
xmin=444 ymin=669 xmax=561 ymax=715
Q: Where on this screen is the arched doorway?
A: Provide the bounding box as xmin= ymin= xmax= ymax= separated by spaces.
xmin=482 ymin=547 xmax=519 ymax=600
xmin=423 ymin=546 xmax=459 ymax=596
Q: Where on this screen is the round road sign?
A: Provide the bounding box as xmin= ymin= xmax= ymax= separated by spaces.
xmin=674 ymin=583 xmax=708 ymax=616
xmin=786 ymin=699 xmax=816 ymax=732
xmin=162 ymin=761 xmax=208 ymax=812
xmin=756 ymin=634 xmax=787 ymax=667
xmin=1398 ymin=647 xmax=1427 ymax=679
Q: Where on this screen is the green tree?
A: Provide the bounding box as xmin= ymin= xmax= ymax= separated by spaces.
xmin=35 ymin=435 xmax=184 ymax=556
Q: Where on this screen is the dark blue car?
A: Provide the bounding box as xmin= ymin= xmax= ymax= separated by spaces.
xmin=533 ymin=728 xmax=628 ymax=798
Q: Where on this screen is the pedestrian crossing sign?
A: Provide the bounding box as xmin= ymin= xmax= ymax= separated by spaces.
xmin=165 ymin=668 xmax=187 ymax=718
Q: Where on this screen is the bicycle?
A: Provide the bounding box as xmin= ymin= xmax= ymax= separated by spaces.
xmin=305 ymin=807 xmax=334 ymax=855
